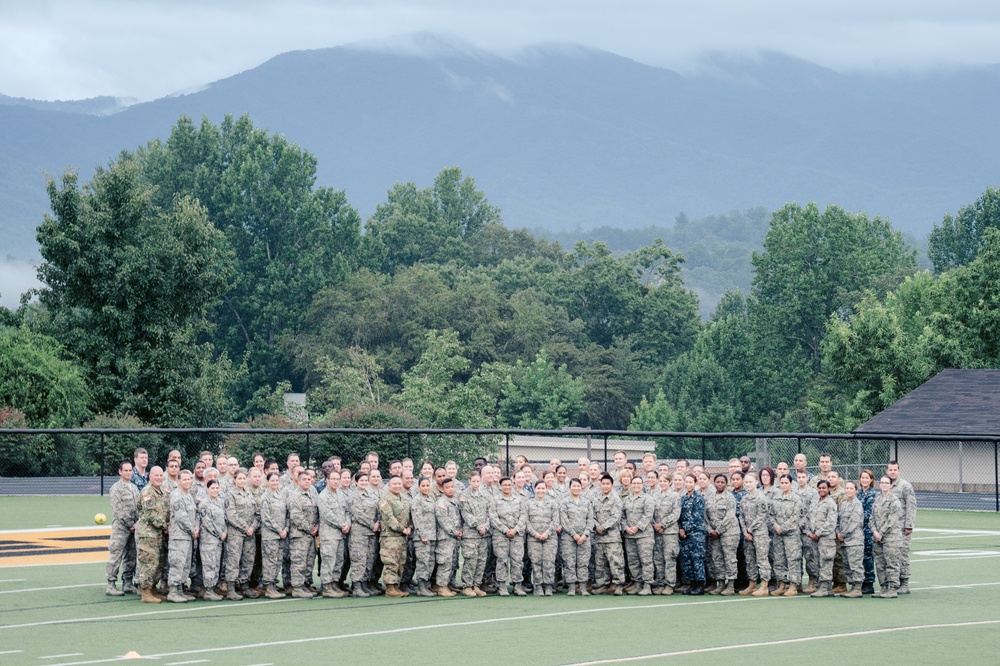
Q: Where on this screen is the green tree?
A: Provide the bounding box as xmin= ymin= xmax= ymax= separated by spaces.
xmin=0 ymin=327 xmax=90 ymax=427
xmin=36 ymin=160 xmax=237 ymax=426
xmin=929 ymin=186 xmax=1000 ymax=273
xmin=498 ymin=350 xmax=586 ymax=429
xmin=306 ymin=347 xmax=388 ymax=418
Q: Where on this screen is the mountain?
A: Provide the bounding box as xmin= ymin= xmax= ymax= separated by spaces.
xmin=2 ymin=33 xmax=999 ymax=261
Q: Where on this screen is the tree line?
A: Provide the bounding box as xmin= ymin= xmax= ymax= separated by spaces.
xmin=2 ymin=114 xmax=999 ymax=471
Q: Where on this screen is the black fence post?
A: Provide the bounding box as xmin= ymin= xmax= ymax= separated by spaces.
xmin=100 ymin=432 xmax=105 ymax=497
xmin=505 ymin=433 xmax=510 ymax=476
xmin=701 ymin=438 xmax=706 ymax=467
xmin=797 ymin=437 xmax=802 ymax=455
xmin=603 ymin=435 xmax=608 ymax=470
xmin=894 ymin=439 xmax=899 ymax=463
xmin=305 ymin=432 xmax=311 ymax=467
xmin=407 ymin=433 xmax=412 ymax=460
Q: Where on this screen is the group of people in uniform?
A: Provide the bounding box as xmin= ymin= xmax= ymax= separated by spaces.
xmin=105 ymin=447 xmax=916 ymax=603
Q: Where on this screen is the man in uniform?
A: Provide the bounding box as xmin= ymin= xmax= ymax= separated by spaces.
xmin=378 ymin=475 xmax=412 ymax=597
xmin=593 ymin=474 xmax=625 ymax=595
xmin=106 ymin=460 xmax=139 ymax=596
xmin=136 ymin=465 xmax=169 ymax=603
xmin=131 ymin=448 xmax=149 ymax=491
xmin=808 ymin=454 xmax=833 ymax=489
xmin=887 ymin=461 xmax=916 ymax=594
xmin=287 ymin=470 xmax=319 ymax=598
xmin=434 ymin=478 xmax=463 ymax=597
xmin=166 ymin=470 xmax=199 ymax=603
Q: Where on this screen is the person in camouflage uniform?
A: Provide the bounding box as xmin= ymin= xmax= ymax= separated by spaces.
xmin=490 ymin=477 xmax=527 ymax=596
xmin=287 ymin=470 xmax=319 ymax=599
xmin=858 ymin=469 xmax=879 ymax=594
xmin=348 ymin=472 xmax=380 ymax=598
xmin=705 ymin=474 xmax=739 ymax=596
xmin=560 ymin=477 xmax=594 ymax=596
xmin=167 ymin=470 xmax=199 ymax=603
xmin=434 ymin=478 xmax=463 ymax=597
xmin=378 ymin=475 xmax=413 ymax=598
xmin=410 ymin=476 xmax=438 ymax=597
xmin=197 ymin=479 xmax=227 ymax=601
xmin=872 ymin=476 xmax=904 ymax=598
xmin=737 ymin=472 xmax=771 ymax=597
xmin=795 ymin=469 xmax=820 ymax=593
xmin=621 ymin=476 xmax=655 ymax=596
xmin=136 ymin=466 xmax=169 ymax=603
xmin=106 ymin=460 xmax=139 ymax=596
xmin=806 ymin=479 xmax=839 ymax=597
xmin=459 ymin=472 xmax=491 ymax=597
xmin=678 ymin=473 xmax=707 ymax=595
xmin=259 ymin=472 xmax=289 ymax=599
xmin=225 ymin=469 xmax=260 ymax=600
xmin=770 ymin=474 xmax=803 ymax=596
xmin=887 ymin=461 xmax=916 ymax=594
xmin=526 ymin=481 xmax=560 ymax=596
xmin=317 ymin=469 xmax=351 ymax=598
xmin=836 ymin=480 xmax=865 ymax=597
xmin=593 ymin=474 xmax=625 ymax=596
xmin=652 ymin=473 xmax=680 ymax=595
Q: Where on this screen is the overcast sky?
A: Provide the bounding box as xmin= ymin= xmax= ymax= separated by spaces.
xmin=2 ymin=0 xmax=1000 ymax=101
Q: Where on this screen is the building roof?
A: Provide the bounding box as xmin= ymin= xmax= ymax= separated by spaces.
xmin=853 ymin=369 xmax=1000 ymax=436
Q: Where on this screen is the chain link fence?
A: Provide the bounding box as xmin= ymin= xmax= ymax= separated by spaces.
xmin=1 ymin=428 xmax=998 ymax=511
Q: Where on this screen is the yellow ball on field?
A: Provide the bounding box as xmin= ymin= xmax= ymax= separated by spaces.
xmin=94 ymin=513 xmax=107 ymax=525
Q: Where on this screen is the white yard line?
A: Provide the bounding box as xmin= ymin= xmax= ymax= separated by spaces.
xmin=0 ymin=583 xmax=103 ymax=595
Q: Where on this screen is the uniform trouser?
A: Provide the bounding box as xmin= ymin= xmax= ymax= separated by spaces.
xmin=874 ymin=539 xmax=901 ymax=589
xmin=561 ymin=533 xmax=591 ymax=584
xmin=817 ymin=535 xmax=836 ymax=584
xmin=167 ymin=536 xmax=193 ymax=586
xmin=588 ymin=535 xmax=598 ymax=583
xmin=521 ymin=534 xmax=532 ymax=583
xmin=624 ymin=536 xmax=654 ymax=584
xmin=435 ymin=537 xmax=459 ymax=587
xmin=289 ymin=535 xmax=316 ymax=587
xmin=899 ymin=532 xmax=912 ymax=579
xmin=653 ymin=532 xmax=679 ymax=587
xmin=225 ymin=533 xmax=255 ymax=584
xmin=250 ymin=533 xmax=263 ymax=588
xmin=528 ymin=536 xmax=558 ymax=586
xmin=483 ymin=533 xmax=496 ymax=585
xmin=595 ymin=540 xmax=625 ymax=586
xmin=380 ymin=536 xmax=406 ymax=585
xmin=461 ymin=537 xmax=488 ymax=588
xmin=413 ymin=539 xmax=436 ymax=583
xmin=736 ymin=532 xmax=748 ymax=586
xmin=339 ymin=538 xmax=352 ymax=587
xmin=772 ymin=532 xmax=802 ymax=585
xmin=106 ymin=525 xmax=136 ymax=585
xmin=493 ymin=532 xmax=524 ymax=583
xmin=137 ymin=534 xmax=165 ymax=590
xmin=349 ymin=532 xmax=375 ymax=584
xmin=840 ymin=543 xmax=864 ymax=584
xmin=282 ymin=538 xmax=292 ymax=587
xmin=320 ymin=535 xmax=346 ymax=586
xmin=800 ymin=532 xmax=819 ymax=583
xmin=833 ymin=545 xmax=846 ymax=585
xmin=708 ymin=532 xmax=739 ymax=582
xmin=679 ymin=533 xmax=706 ymax=583
xmin=401 ymin=536 xmax=416 ymax=586
xmin=199 ymin=538 xmax=223 ymax=588
xmin=372 ymin=534 xmax=384 ymax=584
xmin=862 ymin=530 xmax=876 ymax=585
xmin=261 ymin=539 xmax=282 ymax=585
xmin=744 ymin=530 xmax=772 ymax=582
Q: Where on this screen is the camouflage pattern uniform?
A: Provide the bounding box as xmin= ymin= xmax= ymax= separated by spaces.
xmin=225 ymin=486 xmax=258 ymax=586
xmin=679 ymin=491 xmax=706 ymax=584
xmin=348 ymin=488 xmax=379 ymax=585
xmin=317 ymin=486 xmax=350 ymax=588
xmin=808 ymin=494 xmax=838 ymax=586
xmin=593 ymin=492 xmax=625 ymax=587
xmin=490 ymin=494 xmax=526 ymax=584
xmin=435 ymin=493 xmax=462 ymax=588
xmin=137 ymin=483 xmax=169 ymax=590
xmin=652 ymin=488 xmax=681 ymax=588
xmin=837 ymin=495 xmax=864 ymax=586
xmin=107 ymin=478 xmax=139 ymax=588
xmin=197 ymin=494 xmax=227 ymax=590
xmin=890 ymin=476 xmax=916 ymax=583
xmin=796 ymin=484 xmax=820 ymax=585
xmin=167 ymin=488 xmax=197 ymax=586
xmin=410 ymin=491 xmax=438 ymax=585
xmin=621 ymin=491 xmax=655 ymax=585
xmin=259 ymin=489 xmax=288 ymax=588
xmin=872 ymin=491 xmax=903 ymax=590
xmin=769 ymin=491 xmax=803 ymax=585
xmin=130 ymin=467 xmax=149 ymax=492
xmin=705 ymin=489 xmax=739 ymax=583
xmin=526 ymin=494 xmax=560 ymax=587
xmin=459 ymin=485 xmax=491 ymax=589
xmin=287 ymin=486 xmax=318 ymax=588
xmin=559 ymin=494 xmax=594 ymax=586
xmin=859 ymin=486 xmax=878 ymax=587
xmin=738 ymin=488 xmax=771 ymax=582
xmin=378 ymin=491 xmax=412 ymax=585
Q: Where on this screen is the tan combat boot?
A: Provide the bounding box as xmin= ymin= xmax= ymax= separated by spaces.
xmin=437 ymin=585 xmax=456 ymax=598
xmin=783 ymin=583 xmax=799 ymax=597
xmin=720 ymin=580 xmax=736 ymax=596
xmin=140 ymin=587 xmax=162 ymax=604
xmin=386 ymin=584 xmax=409 ymax=598
xmin=770 ymin=582 xmax=785 ymax=596
xmin=739 ymin=581 xmax=757 ymax=596
xmin=752 ymin=583 xmax=770 ymax=597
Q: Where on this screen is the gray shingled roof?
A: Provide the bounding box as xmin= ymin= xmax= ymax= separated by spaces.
xmin=853 ymin=369 xmax=1000 ymax=435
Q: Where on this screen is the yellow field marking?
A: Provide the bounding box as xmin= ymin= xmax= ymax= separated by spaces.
xmin=0 ymin=527 xmax=110 ymax=567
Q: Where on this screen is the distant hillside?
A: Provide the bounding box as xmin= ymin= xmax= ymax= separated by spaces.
xmin=2 ymin=34 xmax=999 ymax=264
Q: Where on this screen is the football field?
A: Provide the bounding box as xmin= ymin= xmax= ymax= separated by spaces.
xmin=1 ymin=497 xmax=999 ymax=665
